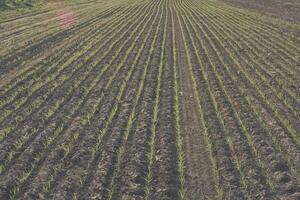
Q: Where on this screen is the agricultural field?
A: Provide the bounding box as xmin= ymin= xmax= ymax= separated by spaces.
xmin=0 ymin=0 xmax=299 ymax=199
xmin=222 ymin=0 xmax=300 ymax=23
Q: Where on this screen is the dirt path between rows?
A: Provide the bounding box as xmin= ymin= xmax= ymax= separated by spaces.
xmin=173 ymin=11 xmax=216 ymax=200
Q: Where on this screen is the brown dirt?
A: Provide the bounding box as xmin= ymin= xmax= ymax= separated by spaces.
xmin=0 ymin=40 xmax=67 ymax=88
xmin=173 ymin=11 xmax=216 ymax=200
xmin=222 ymin=0 xmax=300 ymax=23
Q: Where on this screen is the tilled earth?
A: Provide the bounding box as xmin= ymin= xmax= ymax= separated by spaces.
xmin=0 ymin=0 xmax=299 ymax=199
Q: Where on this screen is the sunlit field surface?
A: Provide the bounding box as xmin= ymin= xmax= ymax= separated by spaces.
xmin=0 ymin=0 xmax=299 ymax=199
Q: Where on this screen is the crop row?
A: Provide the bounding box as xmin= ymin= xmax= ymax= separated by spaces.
xmin=185 ymin=0 xmax=300 ymax=178
xmin=0 ymin=0 xmax=298 ymax=199
xmin=0 ymin=6 xmax=133 ymax=139
xmin=45 ymin=1 xmax=163 ymax=198
xmin=0 ymin=0 xmax=158 ymax=198
xmin=0 ymin=3 xmax=127 ymax=76
xmin=174 ymin=0 xmax=300 ymax=198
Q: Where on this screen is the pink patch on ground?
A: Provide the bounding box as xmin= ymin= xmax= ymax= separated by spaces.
xmin=55 ymin=8 xmax=76 ymax=29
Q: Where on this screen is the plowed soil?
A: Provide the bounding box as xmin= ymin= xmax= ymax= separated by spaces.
xmin=0 ymin=0 xmax=299 ymax=199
